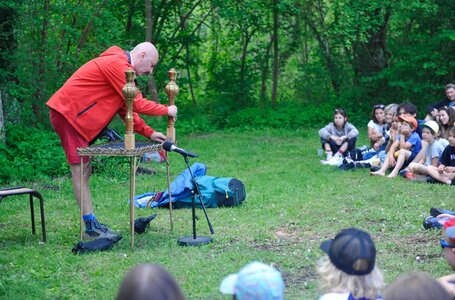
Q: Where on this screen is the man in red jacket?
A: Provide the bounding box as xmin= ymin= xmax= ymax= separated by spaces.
xmin=47 ymin=42 xmax=177 ymax=239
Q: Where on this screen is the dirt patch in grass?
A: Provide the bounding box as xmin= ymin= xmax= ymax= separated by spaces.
xmin=281 ymin=265 xmax=317 ymax=287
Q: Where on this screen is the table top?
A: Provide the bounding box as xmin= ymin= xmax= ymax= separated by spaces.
xmin=77 ymin=141 xmax=162 ymax=157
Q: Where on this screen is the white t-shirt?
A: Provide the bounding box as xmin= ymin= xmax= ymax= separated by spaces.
xmin=319 ymin=292 xmax=382 ymax=300
xmin=367 ymin=120 xmax=384 ymax=135
xmin=425 ymin=139 xmax=448 ymax=166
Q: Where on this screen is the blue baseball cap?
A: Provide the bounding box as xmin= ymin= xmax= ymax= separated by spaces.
xmin=219 ymin=261 xmax=285 ymax=300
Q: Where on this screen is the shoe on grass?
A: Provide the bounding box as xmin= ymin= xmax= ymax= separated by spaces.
xmin=430 ymin=207 xmax=455 ymax=217
xmin=322 ymin=153 xmax=343 ymax=167
xmin=85 ymin=219 xmax=119 ymax=240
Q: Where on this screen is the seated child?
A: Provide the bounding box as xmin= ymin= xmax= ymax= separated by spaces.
xmin=417 ymin=127 xmax=455 ymax=185
xmin=219 ymin=261 xmax=285 ymax=300
xmin=397 ymin=102 xmax=423 ymax=138
xmin=368 ymin=104 xmax=386 ymax=148
xmin=319 ymin=107 xmax=359 ymax=166
xmin=370 ymin=115 xmax=422 ymax=178
xmin=317 ymin=228 xmax=385 ymax=300
xmin=406 ymin=120 xmax=448 ymax=180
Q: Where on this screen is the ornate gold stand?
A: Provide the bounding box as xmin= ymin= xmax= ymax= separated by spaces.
xmin=77 ymin=142 xmax=161 ymax=249
xmin=76 ymin=68 xmax=177 ymax=249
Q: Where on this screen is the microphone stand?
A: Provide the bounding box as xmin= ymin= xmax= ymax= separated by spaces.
xmin=177 ymin=155 xmax=214 ymax=246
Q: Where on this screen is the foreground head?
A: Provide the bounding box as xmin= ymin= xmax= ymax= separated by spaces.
xmin=116 ymin=264 xmax=186 ymax=300
xmin=371 ymin=104 xmax=385 ymax=124
xmin=131 ymin=42 xmax=159 ymax=76
xmin=317 ymin=228 xmax=384 ymax=299
xmin=333 ymin=107 xmax=347 ymax=128
xmin=384 ymin=272 xmax=451 ymax=300
xmin=219 ymin=261 xmax=285 ymax=300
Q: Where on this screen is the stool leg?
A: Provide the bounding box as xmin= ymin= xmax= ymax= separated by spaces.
xmin=29 ymin=194 xmax=36 ymax=235
xmin=36 ymin=193 xmax=47 ymax=243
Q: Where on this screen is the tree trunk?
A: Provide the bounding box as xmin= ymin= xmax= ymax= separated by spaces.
xmin=76 ymin=0 xmax=108 ymax=55
xmin=0 ymin=91 xmax=5 ymax=143
xmin=186 ymin=43 xmax=197 ymax=106
xmin=271 ymin=0 xmax=279 ymax=106
xmin=33 ymin=0 xmax=49 ymax=121
xmin=260 ymin=37 xmax=273 ymax=105
xmin=145 ymin=0 xmax=153 ymax=41
xmin=353 ymin=9 xmax=391 ymax=79
xmin=126 ymin=0 xmax=138 ymax=34
xmin=145 ymin=0 xmax=159 ymax=102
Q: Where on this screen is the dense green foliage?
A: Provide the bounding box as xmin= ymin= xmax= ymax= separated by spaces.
xmin=0 ymin=129 xmax=451 ymax=299
xmin=0 ymin=0 xmax=455 ymax=181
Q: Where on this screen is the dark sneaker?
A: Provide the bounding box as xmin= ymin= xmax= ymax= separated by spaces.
xmin=430 ymin=207 xmax=455 ymax=217
xmin=95 ymin=221 xmax=118 ymax=234
xmin=85 ymin=219 xmax=119 ymax=240
xmin=422 ymin=216 xmax=443 ymax=230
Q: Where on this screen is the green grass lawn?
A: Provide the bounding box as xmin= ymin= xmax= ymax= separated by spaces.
xmin=0 ymin=128 xmax=452 ymax=299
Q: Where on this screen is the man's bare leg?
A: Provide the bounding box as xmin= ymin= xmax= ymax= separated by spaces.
xmin=70 ymin=162 xmax=93 ymax=215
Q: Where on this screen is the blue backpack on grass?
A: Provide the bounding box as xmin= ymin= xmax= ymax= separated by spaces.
xmin=133 ymin=162 xmax=246 ymax=209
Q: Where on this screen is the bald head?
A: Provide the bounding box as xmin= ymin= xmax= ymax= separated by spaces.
xmin=130 ymin=42 xmax=159 ymax=76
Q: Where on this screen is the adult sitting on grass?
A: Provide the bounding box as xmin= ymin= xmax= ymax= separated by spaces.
xmin=436 ymin=106 xmax=455 ymax=141
xmin=116 ymin=264 xmax=186 ymax=300
xmin=367 ymin=104 xmax=386 ymax=149
xmin=219 ymin=261 xmax=285 ymax=300
xmin=426 ymin=83 xmax=455 ymax=121
xmin=317 ymin=227 xmax=385 ymax=300
xmin=384 ymin=272 xmax=452 ymax=300
xmin=47 ymin=42 xmax=177 ymax=239
xmin=370 ymin=115 xmax=422 ymax=178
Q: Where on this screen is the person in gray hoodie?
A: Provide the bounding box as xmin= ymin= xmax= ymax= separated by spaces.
xmin=319 ymin=107 xmax=359 ymax=166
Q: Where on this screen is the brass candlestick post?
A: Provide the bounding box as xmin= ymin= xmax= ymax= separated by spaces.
xmin=123 ymin=68 xmax=138 ymax=149
xmin=165 ymin=68 xmax=179 ymax=143
xmin=164 ymin=68 xmax=179 ymax=231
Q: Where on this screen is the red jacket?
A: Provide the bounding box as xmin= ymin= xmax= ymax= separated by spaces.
xmin=47 ymin=46 xmax=169 ymax=142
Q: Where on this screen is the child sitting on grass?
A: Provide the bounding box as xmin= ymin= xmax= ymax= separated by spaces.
xmin=405 ymin=121 xmax=448 ymax=180
xmin=370 ymin=115 xmax=421 ymax=178
xmin=413 ymin=127 xmax=455 ymax=185
xmin=319 ymin=107 xmax=359 ymax=166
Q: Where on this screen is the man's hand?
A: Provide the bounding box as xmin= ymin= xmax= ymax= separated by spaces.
xmin=167 ymin=105 xmax=177 ymax=117
xmin=150 ymin=132 xmax=167 ymax=143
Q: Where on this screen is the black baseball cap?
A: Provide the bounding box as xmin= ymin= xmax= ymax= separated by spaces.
xmin=320 ymin=228 xmax=376 ymax=276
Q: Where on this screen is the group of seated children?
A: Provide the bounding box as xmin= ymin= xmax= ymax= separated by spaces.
xmin=318 ymin=92 xmax=455 ymax=184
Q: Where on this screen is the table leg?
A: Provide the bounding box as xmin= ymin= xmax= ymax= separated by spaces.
xmin=80 ymin=156 xmax=83 ymax=241
xmin=130 ymin=156 xmax=136 ymax=249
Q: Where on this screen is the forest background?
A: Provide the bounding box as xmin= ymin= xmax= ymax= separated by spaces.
xmin=0 ymin=0 xmax=454 ymax=183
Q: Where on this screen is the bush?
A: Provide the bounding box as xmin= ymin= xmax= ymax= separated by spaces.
xmin=0 ymin=125 xmax=67 ymax=183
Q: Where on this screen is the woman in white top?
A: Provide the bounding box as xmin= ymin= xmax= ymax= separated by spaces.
xmin=368 ymin=104 xmax=386 ymax=147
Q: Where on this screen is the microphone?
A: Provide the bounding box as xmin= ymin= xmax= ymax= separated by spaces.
xmin=162 ymin=141 xmax=198 ymax=158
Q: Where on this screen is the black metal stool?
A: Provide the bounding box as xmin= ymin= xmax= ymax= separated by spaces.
xmin=0 ymin=186 xmax=46 ymax=242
